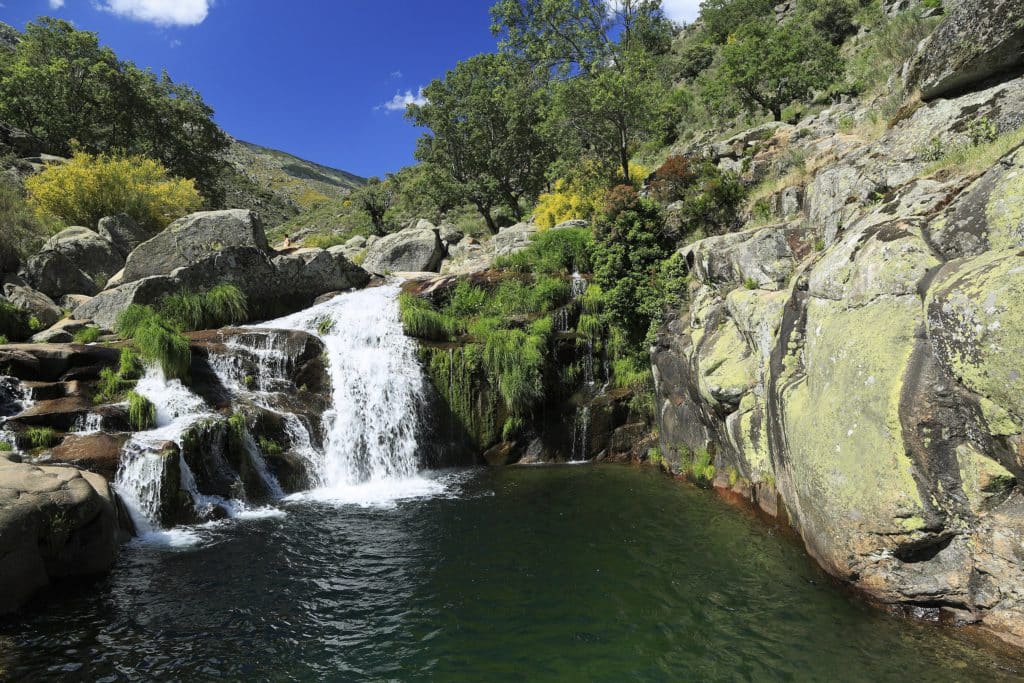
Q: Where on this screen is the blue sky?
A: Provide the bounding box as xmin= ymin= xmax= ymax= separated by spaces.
xmin=0 ymin=1 xmax=699 ymax=178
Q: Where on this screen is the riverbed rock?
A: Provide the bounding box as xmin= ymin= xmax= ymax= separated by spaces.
xmin=361 ymin=226 xmax=444 ymax=274
xmin=42 ymin=226 xmax=124 ymax=290
xmin=0 ymin=455 xmax=121 ymax=614
xmin=909 ymin=0 xmax=1024 ymax=100
xmin=46 ymin=432 xmax=129 ymax=481
xmin=122 ymin=209 xmax=269 ymax=283
xmin=21 ymin=250 xmax=101 ymax=299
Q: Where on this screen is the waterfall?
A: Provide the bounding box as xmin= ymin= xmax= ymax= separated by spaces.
xmin=114 ymin=367 xmax=213 ymax=542
xmin=570 ymin=271 xmax=588 ymax=298
xmin=72 ymin=412 xmax=103 ymax=434
xmin=256 ymin=283 xmax=440 ymax=503
xmin=570 ymin=405 xmax=591 ymax=463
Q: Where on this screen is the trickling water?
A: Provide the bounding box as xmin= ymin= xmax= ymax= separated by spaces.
xmin=71 ymin=412 xmax=103 ymax=434
xmin=570 ymin=271 xmax=588 ymax=298
xmin=571 ymin=405 xmax=591 ymax=462
xmin=582 ymin=341 xmax=595 ymax=385
xmin=257 ymin=284 xmax=436 ymax=501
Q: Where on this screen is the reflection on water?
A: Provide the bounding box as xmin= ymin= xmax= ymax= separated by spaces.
xmin=1 ymin=465 xmax=1021 ymax=681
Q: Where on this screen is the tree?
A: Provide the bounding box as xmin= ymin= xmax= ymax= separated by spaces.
xmin=353 ymin=177 xmax=394 ymax=236
xmin=697 ymin=0 xmax=774 ymax=44
xmin=549 ymin=48 xmax=668 ymax=183
xmin=491 ymin=0 xmax=673 ymax=74
xmin=408 ymin=53 xmax=554 ymax=233
xmin=715 ymin=19 xmax=842 ymax=121
xmin=0 ymin=18 xmax=228 ymax=200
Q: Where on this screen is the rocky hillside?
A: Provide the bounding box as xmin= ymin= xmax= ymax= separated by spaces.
xmin=652 ymin=0 xmax=1024 ymax=647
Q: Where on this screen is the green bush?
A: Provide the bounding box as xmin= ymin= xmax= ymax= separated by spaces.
xmin=0 ymin=440 xmax=12 ymax=452
xmin=127 ymin=391 xmax=157 ymax=431
xmin=493 ymin=227 xmax=594 ymax=274
xmin=22 ymin=426 xmax=60 ymax=450
xmin=0 ymin=179 xmax=53 ymax=271
xmin=73 ymin=327 xmax=102 ymax=344
xmin=115 ymin=305 xmax=191 ymax=380
xmin=159 ymin=284 xmax=248 ymax=331
xmin=399 ymin=293 xmax=463 ymax=341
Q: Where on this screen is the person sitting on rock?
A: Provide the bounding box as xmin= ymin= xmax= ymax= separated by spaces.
xmin=282 ymin=233 xmax=292 ymax=249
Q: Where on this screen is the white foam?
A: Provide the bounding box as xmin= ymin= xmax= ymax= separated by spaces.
xmin=284 ymin=475 xmax=447 ymax=509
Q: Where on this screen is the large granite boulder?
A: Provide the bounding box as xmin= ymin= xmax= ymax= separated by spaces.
xmin=20 ymin=225 xmax=125 ymax=298
xmin=97 ymin=214 xmax=153 ymax=258
xmin=76 ymin=246 xmax=369 ymax=329
xmin=3 ymin=285 xmax=62 ymax=329
xmin=909 ymin=0 xmax=1024 ymax=100
xmin=362 ymin=226 xmax=444 ymax=274
xmin=122 ymin=209 xmax=269 ymax=283
xmin=0 ymin=456 xmax=122 ymax=614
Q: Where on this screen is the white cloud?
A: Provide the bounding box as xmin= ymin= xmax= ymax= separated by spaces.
xmin=169 ymin=38 xmax=182 ymax=48
xmin=390 ymin=70 xmax=403 ymax=79
xmin=49 ymin=0 xmax=65 ymax=8
xmin=97 ymin=0 xmax=212 ymax=27
xmin=377 ymin=87 xmax=427 ymax=113
xmin=659 ymin=0 xmax=701 ymax=24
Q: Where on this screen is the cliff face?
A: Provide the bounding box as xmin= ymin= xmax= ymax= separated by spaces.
xmin=652 ymin=0 xmax=1024 ymax=645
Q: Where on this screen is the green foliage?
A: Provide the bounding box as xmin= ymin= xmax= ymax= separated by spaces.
xmin=0 ymin=335 xmax=8 ymax=345
xmin=118 ymin=348 xmax=143 ymax=380
xmin=22 ymin=426 xmax=59 ymax=450
xmin=94 ymin=367 xmax=127 ymax=404
xmin=689 ymin=447 xmax=715 ymax=483
xmin=844 ymin=10 xmax=939 ymax=99
xmin=698 ymin=0 xmax=774 ymax=44
xmin=73 ymin=327 xmax=101 ymax=344
xmin=127 ymin=391 xmax=156 ymax=431
xmin=316 ymin=317 xmax=335 ymax=336
xmin=352 ymin=177 xmax=395 ymax=236
xmin=158 ymin=284 xmax=248 ymax=331
xmin=409 ymin=53 xmax=554 ymax=232
xmin=399 ymin=293 xmax=464 ymax=341
xmin=114 ymin=305 xmax=191 ymax=380
xmin=795 ymin=0 xmax=862 ymax=45
xmin=0 ymin=18 xmax=228 ymax=200
xmin=227 ymin=411 xmax=247 ymax=440
xmin=0 ymin=440 xmax=11 ymax=452
xmin=25 ymin=150 xmax=203 ymax=232
xmin=711 ymin=18 xmax=843 ymax=121
xmin=0 ymin=179 xmax=52 ymax=271
xmin=744 ymin=277 xmax=758 ymax=290
xmin=258 ymin=437 xmax=284 ymax=457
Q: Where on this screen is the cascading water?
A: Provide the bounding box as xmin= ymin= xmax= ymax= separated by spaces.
xmin=570 ymin=405 xmax=591 ymax=463
xmin=115 ymin=368 xmax=212 ymax=536
xmin=256 ymin=283 xmax=441 ymax=504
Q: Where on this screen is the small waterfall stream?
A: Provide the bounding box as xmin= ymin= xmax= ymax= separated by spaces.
xmin=257 ymin=283 xmax=432 ymax=498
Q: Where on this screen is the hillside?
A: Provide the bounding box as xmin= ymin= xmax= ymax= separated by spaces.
xmin=216 ymin=138 xmax=365 ymax=231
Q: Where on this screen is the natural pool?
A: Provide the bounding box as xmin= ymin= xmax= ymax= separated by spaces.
xmin=1 ymin=464 xmax=1021 ymax=681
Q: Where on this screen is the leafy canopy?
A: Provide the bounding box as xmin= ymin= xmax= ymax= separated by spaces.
xmin=0 ymin=18 xmax=228 ymax=200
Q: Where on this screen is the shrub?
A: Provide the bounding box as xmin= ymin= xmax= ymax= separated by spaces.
xmin=0 ymin=440 xmax=11 ymax=452
xmin=127 ymin=391 xmax=157 ymax=431
xmin=649 ymin=156 xmax=699 ymax=203
xmin=158 ymin=284 xmax=249 ymax=331
xmin=493 ymin=227 xmax=594 ymax=274
xmin=115 ymin=305 xmax=191 ymax=380
xmin=73 ymin=327 xmax=102 ymax=344
xmin=0 ymin=335 xmax=8 ymax=345
xmin=398 ymin=293 xmax=462 ymax=341
xmin=25 ymin=150 xmax=203 ymax=233
xmin=533 ymin=178 xmax=603 ymax=228
xmin=0 ymin=179 xmax=52 ymax=271
xmin=699 ymin=0 xmax=775 ymax=44
xmin=604 ymin=184 xmax=641 ymax=220
xmin=796 ymin=0 xmax=861 ymax=45
xmin=22 ymin=426 xmax=60 ymax=450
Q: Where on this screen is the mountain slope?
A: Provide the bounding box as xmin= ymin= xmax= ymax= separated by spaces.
xmin=216 ymin=138 xmax=365 ymax=230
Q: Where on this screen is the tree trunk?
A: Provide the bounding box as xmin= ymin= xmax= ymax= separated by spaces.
xmin=771 ymin=106 xmax=783 ymax=122
xmin=477 ymin=205 xmax=498 ymax=235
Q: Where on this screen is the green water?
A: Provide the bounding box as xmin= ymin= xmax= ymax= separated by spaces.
xmin=1 ymin=464 xmax=1021 ymax=680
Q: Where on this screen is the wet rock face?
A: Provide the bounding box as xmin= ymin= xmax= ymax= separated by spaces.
xmin=651 ymin=65 xmax=1024 ymax=642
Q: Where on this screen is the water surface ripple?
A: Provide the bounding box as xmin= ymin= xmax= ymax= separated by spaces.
xmin=1 ymin=465 xmax=1021 ymax=681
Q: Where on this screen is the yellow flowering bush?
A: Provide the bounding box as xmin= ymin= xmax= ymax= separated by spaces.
xmin=25 ymin=151 xmax=202 ymax=232
xmin=533 ymin=161 xmax=649 ymax=229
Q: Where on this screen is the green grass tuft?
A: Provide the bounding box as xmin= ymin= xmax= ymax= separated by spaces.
xmin=258 ymin=436 xmax=284 ymax=457
xmin=22 ymin=426 xmax=59 ymax=450
xmin=73 ymin=327 xmax=102 ymax=344
xmin=115 ymin=305 xmax=192 ymax=380
xmin=0 ymin=440 xmax=12 ymax=452
xmin=127 ymin=391 xmax=156 ymax=431
xmin=158 ymin=284 xmax=249 ymax=331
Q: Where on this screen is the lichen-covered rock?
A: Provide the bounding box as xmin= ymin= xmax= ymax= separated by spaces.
xmin=21 ymin=250 xmax=101 ymax=299
xmin=41 ymin=226 xmax=124 ymax=290
xmin=0 ymin=455 xmax=122 ymax=614
xmin=122 ymin=209 xmax=269 ymax=283
xmin=908 ymin=0 xmax=1024 ymax=100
